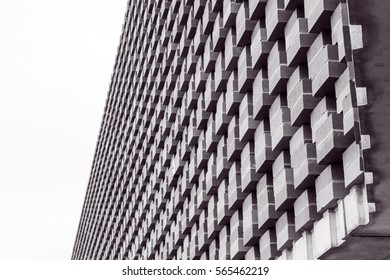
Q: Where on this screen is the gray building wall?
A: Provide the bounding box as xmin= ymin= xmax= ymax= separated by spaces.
xmin=72 ymin=0 xmax=389 ymax=260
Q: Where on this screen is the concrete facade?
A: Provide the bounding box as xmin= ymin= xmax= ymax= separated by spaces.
xmin=72 ymin=0 xmax=390 ymax=260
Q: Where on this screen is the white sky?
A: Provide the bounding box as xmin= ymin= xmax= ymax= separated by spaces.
xmin=0 ymin=0 xmax=128 ymax=259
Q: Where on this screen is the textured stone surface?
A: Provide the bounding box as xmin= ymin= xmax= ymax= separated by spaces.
xmin=71 ymin=0 xmax=381 ymax=260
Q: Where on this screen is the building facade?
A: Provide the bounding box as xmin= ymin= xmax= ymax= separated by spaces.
xmin=72 ymin=0 xmax=390 ymax=260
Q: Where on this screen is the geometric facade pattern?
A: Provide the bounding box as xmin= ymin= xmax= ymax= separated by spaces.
xmin=72 ymin=0 xmax=375 ymax=259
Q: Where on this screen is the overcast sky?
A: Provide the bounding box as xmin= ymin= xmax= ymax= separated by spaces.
xmin=0 ymin=0 xmax=127 ymax=259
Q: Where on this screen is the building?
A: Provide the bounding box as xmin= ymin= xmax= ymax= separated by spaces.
xmin=72 ymin=0 xmax=390 ymax=260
